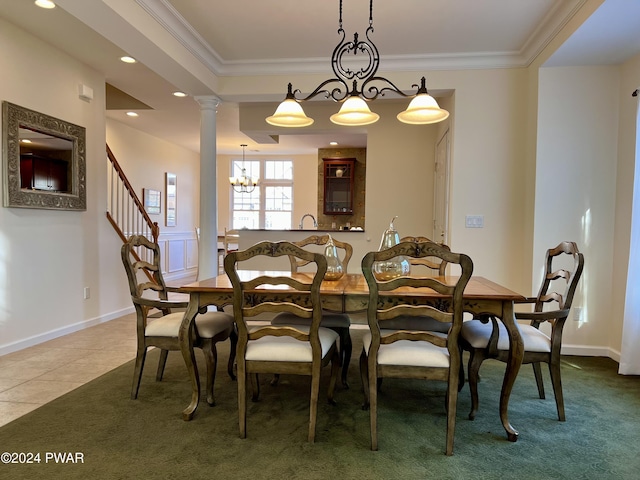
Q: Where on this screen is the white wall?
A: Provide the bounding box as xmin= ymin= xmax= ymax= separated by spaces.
xmin=537 ymin=66 xmax=620 ymax=357
xmin=612 ymin=53 xmax=640 ymax=357
xmin=0 ymin=18 xmax=125 ymax=354
xmin=106 ymin=119 xmax=202 ymax=280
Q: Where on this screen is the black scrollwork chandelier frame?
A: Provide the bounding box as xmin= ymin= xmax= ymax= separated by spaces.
xmin=266 ymin=0 xmax=448 ymax=127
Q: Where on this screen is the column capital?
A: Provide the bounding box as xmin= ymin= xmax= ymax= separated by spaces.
xmin=194 ymin=95 xmax=221 ymax=110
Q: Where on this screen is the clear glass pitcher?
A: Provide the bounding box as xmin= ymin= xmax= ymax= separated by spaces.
xmin=323 ymin=235 xmax=344 ymax=280
xmin=373 ymin=216 xmax=410 ymax=280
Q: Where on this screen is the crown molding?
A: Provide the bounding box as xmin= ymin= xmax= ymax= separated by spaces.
xmin=137 ymin=0 xmax=587 ymax=77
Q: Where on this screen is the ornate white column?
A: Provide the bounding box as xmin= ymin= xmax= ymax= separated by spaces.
xmin=194 ymin=95 xmax=220 ymax=280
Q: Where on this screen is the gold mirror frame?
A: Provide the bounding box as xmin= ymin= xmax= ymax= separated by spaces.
xmin=2 ymin=101 xmax=86 ymax=211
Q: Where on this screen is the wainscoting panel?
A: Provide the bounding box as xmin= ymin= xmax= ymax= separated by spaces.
xmin=158 ymin=230 xmax=198 ymax=280
xmin=167 ymin=239 xmax=185 ymax=273
xmin=186 ymin=239 xmax=198 ymax=269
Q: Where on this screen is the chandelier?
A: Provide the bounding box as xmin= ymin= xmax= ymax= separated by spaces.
xmin=266 ymin=0 xmax=449 ymax=128
xmin=229 ymin=144 xmax=258 ymax=193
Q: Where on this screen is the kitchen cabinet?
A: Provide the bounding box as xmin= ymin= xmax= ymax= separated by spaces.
xmin=323 ymin=158 xmax=355 ymax=215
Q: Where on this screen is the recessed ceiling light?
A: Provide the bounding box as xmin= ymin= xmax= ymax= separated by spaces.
xmin=172 ymin=91 xmax=187 ymax=97
xmin=126 ymin=111 xmax=139 ymax=117
xmin=120 ymin=56 xmax=136 ymax=64
xmin=35 ymin=0 xmax=56 ymax=9
xmin=20 ymin=139 xmax=32 ymax=144
xmin=330 ymin=141 xmax=338 ymax=146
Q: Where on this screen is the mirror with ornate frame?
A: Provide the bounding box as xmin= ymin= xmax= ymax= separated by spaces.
xmin=2 ymin=101 xmax=86 ymax=211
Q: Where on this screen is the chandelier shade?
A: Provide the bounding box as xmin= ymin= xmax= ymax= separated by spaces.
xmin=265 ymin=90 xmax=314 ymax=127
xmin=329 ymin=95 xmax=379 ymax=126
xmin=266 ymin=0 xmax=449 ymax=128
xmin=229 ymin=144 xmax=258 ymax=194
xmin=396 ymin=92 xmax=450 ymax=125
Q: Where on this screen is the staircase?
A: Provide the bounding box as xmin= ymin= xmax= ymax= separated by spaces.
xmin=106 ymin=144 xmax=159 ymax=245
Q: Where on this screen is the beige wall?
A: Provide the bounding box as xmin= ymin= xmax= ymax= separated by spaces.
xmin=536 ymin=65 xmax=620 ymax=356
xmin=106 ymin=119 xmax=202 ymax=279
xmin=613 ymin=53 xmax=640 ymax=358
xmin=0 ymin=17 xmax=127 ymax=354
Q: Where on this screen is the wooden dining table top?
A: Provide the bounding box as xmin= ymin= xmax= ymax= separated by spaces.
xmin=180 ymin=271 xmax=524 ymax=301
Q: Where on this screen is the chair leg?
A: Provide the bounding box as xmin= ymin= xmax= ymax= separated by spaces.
xmin=445 ymin=362 xmax=460 ymax=456
xmin=548 ymin=360 xmax=566 ymax=421
xmin=327 ymin=348 xmax=340 ymax=406
xmin=238 ymin=363 xmax=247 ymax=439
xmin=339 ymin=327 xmax=352 ymax=389
xmin=227 ymin=328 xmax=238 ymax=381
xmin=368 ymin=357 xmax=378 ymax=451
xmin=250 ymin=373 xmax=260 ymax=402
xmin=359 ymin=349 xmax=369 ymax=409
xmin=458 ymin=345 xmax=466 ymax=392
xmin=131 ymin=347 xmax=147 ymax=399
xmin=308 ymin=365 xmax=321 ymax=443
xmin=201 ymin=340 xmax=218 ymax=406
xmin=156 ymin=349 xmax=169 ymax=381
xmin=467 ymin=348 xmax=484 ymax=420
xmin=532 ymin=362 xmax=546 ymax=399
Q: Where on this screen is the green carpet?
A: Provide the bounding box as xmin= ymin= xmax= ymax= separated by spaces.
xmin=1 ymin=328 xmax=639 ymax=480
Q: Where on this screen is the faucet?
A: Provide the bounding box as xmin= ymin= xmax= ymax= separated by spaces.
xmin=299 ymin=213 xmax=317 ymax=229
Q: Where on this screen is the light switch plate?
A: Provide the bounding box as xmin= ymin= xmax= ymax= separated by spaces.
xmin=465 ymin=215 xmax=484 ymax=228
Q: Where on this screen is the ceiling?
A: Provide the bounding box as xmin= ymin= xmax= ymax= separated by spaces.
xmin=1 ymin=0 xmax=639 ymax=155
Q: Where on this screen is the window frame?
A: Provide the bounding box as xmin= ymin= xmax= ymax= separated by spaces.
xmin=230 ymin=157 xmax=293 ymax=230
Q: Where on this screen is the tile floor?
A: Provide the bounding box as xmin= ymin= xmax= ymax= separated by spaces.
xmin=0 ymin=276 xmax=202 ymax=428
xmin=0 ymin=313 xmax=138 ymax=427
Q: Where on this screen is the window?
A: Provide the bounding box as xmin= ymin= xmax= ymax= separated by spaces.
xmin=231 ymin=158 xmax=293 ymax=230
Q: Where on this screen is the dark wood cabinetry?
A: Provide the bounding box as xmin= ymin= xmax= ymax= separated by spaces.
xmin=20 ymin=154 xmax=69 ymax=192
xmin=323 ymin=158 xmax=355 ymax=215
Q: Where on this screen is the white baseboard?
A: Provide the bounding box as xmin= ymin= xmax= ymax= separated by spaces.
xmin=562 ymin=343 xmax=621 ymax=362
xmin=0 ymin=306 xmax=135 ymax=357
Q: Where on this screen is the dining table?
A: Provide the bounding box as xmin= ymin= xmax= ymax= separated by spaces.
xmin=177 ymin=271 xmax=525 ymax=442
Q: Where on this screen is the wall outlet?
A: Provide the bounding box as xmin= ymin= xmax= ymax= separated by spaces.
xmin=83 ymin=287 xmax=90 ymax=300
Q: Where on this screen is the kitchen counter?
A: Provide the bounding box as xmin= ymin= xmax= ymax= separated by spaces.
xmin=233 ymin=229 xmax=374 ymax=273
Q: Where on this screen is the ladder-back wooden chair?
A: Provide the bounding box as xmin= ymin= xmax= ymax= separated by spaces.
xmin=121 ymin=235 xmax=237 ymax=410
xmin=224 ymin=241 xmax=340 ymax=442
xmin=270 ymin=234 xmax=354 ymax=387
xmin=360 ymin=241 xmax=473 ymax=455
xmin=460 ymin=241 xmax=584 ymax=422
xmin=376 ymin=236 xmax=452 ymax=334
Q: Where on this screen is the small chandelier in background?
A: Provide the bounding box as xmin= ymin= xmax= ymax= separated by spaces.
xmin=266 ymin=0 xmax=449 ymax=128
xmin=229 ymin=144 xmax=258 ymax=194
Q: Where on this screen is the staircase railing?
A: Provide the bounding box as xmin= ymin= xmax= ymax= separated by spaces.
xmin=106 ymin=144 xmax=159 ymax=245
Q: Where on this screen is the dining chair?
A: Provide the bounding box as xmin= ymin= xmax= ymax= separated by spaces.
xmin=224 ymin=241 xmax=340 ymax=442
xmin=270 ymin=234 xmax=354 ymax=387
xmin=378 ymin=236 xmax=452 ymax=333
xmin=223 ymin=227 xmax=239 ymax=254
xmin=460 ymin=241 xmax=584 ymax=422
xmin=121 ymin=235 xmax=237 ymax=407
xmin=360 ymin=241 xmax=473 ymax=454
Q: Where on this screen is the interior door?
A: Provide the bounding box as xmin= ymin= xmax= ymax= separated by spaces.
xmin=433 ymin=129 xmax=450 ymax=244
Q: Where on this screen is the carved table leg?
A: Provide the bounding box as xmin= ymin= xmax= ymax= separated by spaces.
xmin=499 ymin=300 xmax=524 ymax=441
